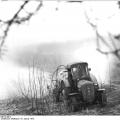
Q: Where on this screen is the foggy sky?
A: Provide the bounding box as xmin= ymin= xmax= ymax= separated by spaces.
xmin=7 ymin=38 xmax=94 ymax=72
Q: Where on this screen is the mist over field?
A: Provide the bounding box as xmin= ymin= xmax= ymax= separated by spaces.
xmin=0 ymin=38 xmax=116 ymax=99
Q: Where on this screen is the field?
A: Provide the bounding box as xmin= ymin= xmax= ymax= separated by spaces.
xmin=0 ymin=62 xmax=120 ymax=115
xmin=0 ymin=83 xmax=120 ymax=115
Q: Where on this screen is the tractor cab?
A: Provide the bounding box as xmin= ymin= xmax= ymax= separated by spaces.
xmin=66 ymin=62 xmax=91 ymax=81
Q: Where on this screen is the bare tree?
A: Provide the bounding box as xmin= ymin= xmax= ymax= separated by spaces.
xmin=84 ymin=10 xmax=120 ymax=60
xmin=17 ymin=75 xmax=30 ymax=102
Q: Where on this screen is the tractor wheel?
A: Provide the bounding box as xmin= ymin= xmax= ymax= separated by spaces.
xmin=99 ymin=91 xmax=107 ymax=107
xmin=68 ymin=96 xmax=78 ymax=112
xmin=62 ymin=87 xmax=69 ymax=109
xmin=53 ymin=87 xmax=60 ymax=103
xmin=61 ymin=81 xmax=71 ymax=110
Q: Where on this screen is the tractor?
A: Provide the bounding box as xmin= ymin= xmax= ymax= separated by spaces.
xmin=52 ymin=62 xmax=107 ymax=112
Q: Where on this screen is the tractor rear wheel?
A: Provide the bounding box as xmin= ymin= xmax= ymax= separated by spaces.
xmin=62 ymin=87 xmax=70 ymax=107
xmin=53 ymin=87 xmax=60 ymax=103
xmin=61 ymin=81 xmax=71 ymax=110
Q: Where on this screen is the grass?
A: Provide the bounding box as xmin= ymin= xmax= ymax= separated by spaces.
xmin=2 ymin=82 xmax=120 ymax=115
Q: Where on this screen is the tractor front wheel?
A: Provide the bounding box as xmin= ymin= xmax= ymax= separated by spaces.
xmin=68 ymin=96 xmax=78 ymax=112
xmin=100 ymin=92 xmax=107 ymax=106
xmin=98 ymin=90 xmax=107 ymax=107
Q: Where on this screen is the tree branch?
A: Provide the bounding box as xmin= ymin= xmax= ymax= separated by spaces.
xmin=84 ymin=10 xmax=120 ymax=59
xmin=0 ymin=0 xmax=43 ymax=57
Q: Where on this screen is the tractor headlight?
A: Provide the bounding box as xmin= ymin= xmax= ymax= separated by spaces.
xmin=94 ymin=83 xmax=99 ymax=89
xmin=78 ymin=88 xmax=81 ymax=92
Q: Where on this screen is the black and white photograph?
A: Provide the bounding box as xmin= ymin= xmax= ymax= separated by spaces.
xmin=0 ymin=0 xmax=120 ymax=116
